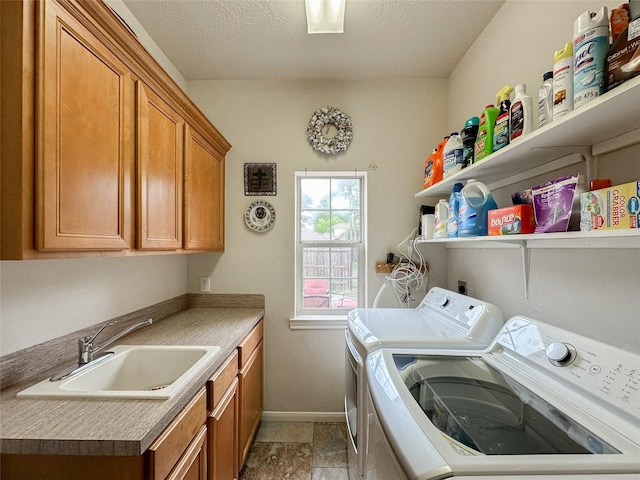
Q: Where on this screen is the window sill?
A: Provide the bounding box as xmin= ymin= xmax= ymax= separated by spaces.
xmin=289 ymin=315 xmax=348 ymax=330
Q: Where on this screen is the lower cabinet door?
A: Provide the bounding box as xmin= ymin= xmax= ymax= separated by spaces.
xmin=208 ymin=378 xmax=239 ymax=480
xmin=238 ymin=341 xmax=263 ymax=467
xmin=167 ymin=425 xmax=207 ymax=480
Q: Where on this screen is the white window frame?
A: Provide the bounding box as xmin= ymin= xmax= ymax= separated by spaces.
xmin=291 ymin=171 xmax=367 ymax=328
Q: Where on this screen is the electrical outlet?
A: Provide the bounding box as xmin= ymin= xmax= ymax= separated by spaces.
xmin=457 ymin=280 xmax=467 ymax=296
xmin=199 ymin=276 xmax=211 ymax=293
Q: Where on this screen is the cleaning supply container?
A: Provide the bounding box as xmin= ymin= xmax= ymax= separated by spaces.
xmin=460 ymin=116 xmax=479 ymax=168
xmin=510 ymin=83 xmax=534 ymax=141
xmin=447 ymin=183 xmax=464 ymax=237
xmin=493 ymin=85 xmax=514 ymax=152
xmin=538 ymin=71 xmax=554 ymax=127
xmin=442 ymin=132 xmax=464 ymax=179
xmin=433 ymin=199 xmax=449 ymax=238
xmin=423 ymin=137 xmax=448 ymax=189
xmin=474 ymin=104 xmax=499 ymax=162
xmin=573 ymin=7 xmax=609 ymax=109
xmin=553 ymin=42 xmax=574 ymax=118
xmin=459 ymin=179 xmax=498 ymax=237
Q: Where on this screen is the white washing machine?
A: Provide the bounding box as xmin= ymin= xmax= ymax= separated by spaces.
xmin=345 ymin=287 xmax=504 ymax=478
xmin=365 ymin=315 xmax=640 ymax=479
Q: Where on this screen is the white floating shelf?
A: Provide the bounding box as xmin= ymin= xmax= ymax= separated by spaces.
xmin=415 ymin=76 xmax=640 ymax=198
xmin=414 ymin=229 xmax=640 ymax=249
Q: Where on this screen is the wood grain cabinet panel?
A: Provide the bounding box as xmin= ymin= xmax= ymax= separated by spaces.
xmin=147 ymin=389 xmax=207 ymax=480
xmin=184 ymin=126 xmax=225 ymax=251
xmin=166 ymin=425 xmax=207 ymax=480
xmin=1 ymin=0 xmax=231 ymax=259
xmin=37 ymin=0 xmax=134 ymax=251
xmin=137 ymin=82 xmax=184 ymax=250
xmin=208 ymin=378 xmax=239 ymax=480
xmin=238 ymin=340 xmax=263 ymax=467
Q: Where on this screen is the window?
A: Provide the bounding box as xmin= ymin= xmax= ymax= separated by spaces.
xmin=294 ymin=171 xmax=366 ymax=319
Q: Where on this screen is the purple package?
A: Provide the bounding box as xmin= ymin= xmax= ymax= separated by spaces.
xmin=532 ymin=174 xmax=579 ymax=233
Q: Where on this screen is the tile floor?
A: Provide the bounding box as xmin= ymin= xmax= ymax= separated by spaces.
xmin=239 ymin=421 xmax=349 ymax=480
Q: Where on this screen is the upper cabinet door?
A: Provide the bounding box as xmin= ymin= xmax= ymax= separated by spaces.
xmin=36 ymin=0 xmax=134 ymax=251
xmin=137 ymin=82 xmax=184 ymax=250
xmin=184 ymin=126 xmax=225 ymax=251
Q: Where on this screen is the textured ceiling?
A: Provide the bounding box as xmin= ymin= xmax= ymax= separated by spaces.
xmin=122 ymin=0 xmax=505 ymax=80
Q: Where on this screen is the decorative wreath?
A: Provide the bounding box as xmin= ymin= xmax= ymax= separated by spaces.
xmin=306 ymin=107 xmax=353 ymax=155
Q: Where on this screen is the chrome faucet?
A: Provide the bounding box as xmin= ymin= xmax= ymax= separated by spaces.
xmin=78 ymin=318 xmax=153 ymax=365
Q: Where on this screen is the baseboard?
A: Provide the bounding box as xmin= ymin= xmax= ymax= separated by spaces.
xmin=261 ymin=411 xmax=346 ymax=423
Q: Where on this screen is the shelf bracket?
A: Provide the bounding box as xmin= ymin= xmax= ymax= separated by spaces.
xmin=530 ymin=146 xmax=597 ymax=186
xmin=488 ymin=239 xmax=530 ymax=298
xmin=517 ymin=241 xmax=531 ymax=299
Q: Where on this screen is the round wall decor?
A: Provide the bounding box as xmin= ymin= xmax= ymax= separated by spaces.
xmin=306 ymin=107 xmax=353 ymax=155
xmin=244 ymin=200 xmax=276 ymax=232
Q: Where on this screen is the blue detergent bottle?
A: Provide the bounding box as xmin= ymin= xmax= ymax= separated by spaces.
xmin=447 ymin=182 xmax=464 ymax=237
xmin=458 ymin=179 xmax=498 ymax=236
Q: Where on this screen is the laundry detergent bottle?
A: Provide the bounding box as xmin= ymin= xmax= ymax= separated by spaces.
xmin=474 ymin=104 xmax=499 ymax=162
xmin=442 ymin=132 xmax=464 ymax=179
xmin=447 ymin=182 xmax=464 ymax=237
xmin=493 ymin=85 xmax=514 ymax=153
xmin=423 ymin=136 xmax=448 ymax=189
xmin=458 ymin=179 xmax=498 ymax=237
xmin=433 ymin=199 xmax=449 ymax=238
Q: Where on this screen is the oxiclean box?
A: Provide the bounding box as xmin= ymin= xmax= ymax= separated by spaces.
xmin=580 ymin=181 xmax=640 ymax=231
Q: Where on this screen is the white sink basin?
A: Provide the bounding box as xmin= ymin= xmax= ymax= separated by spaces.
xmin=17 ymin=345 xmax=221 ymax=400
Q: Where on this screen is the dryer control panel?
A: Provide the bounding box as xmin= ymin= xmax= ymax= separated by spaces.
xmin=495 ymin=316 xmax=640 ymax=420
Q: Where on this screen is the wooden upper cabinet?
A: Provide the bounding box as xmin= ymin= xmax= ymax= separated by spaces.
xmin=36 ymin=0 xmax=134 ymax=251
xmin=184 ymin=126 xmax=225 ymax=251
xmin=137 ymin=82 xmax=184 ymax=250
xmin=1 ymin=0 xmax=231 ymax=259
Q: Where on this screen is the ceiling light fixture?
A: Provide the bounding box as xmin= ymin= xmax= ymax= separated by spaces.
xmin=305 ymin=0 xmax=345 ymax=34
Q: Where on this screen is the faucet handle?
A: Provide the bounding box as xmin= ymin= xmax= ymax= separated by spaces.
xmin=83 ymin=321 xmax=116 ymax=345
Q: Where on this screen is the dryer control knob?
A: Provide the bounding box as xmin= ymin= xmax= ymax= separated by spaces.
xmin=437 ymin=296 xmax=450 ymax=308
xmin=546 ymin=342 xmax=572 ymax=366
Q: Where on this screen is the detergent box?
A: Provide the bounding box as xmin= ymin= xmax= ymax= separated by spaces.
xmin=580 ymin=180 xmax=640 ymax=231
xmin=488 ymin=205 xmax=536 ymax=236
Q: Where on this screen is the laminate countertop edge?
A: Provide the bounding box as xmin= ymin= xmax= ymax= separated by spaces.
xmin=0 ymin=304 xmax=264 ymax=457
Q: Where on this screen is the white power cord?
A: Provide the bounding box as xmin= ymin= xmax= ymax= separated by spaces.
xmin=372 ymin=227 xmax=429 ymax=308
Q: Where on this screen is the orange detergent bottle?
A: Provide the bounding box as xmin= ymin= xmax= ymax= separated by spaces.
xmin=423 ymin=136 xmax=448 ymax=189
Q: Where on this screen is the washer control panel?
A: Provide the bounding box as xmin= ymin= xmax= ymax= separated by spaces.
xmin=422 ymin=287 xmax=501 ymax=329
xmin=495 ymin=316 xmax=639 ymax=418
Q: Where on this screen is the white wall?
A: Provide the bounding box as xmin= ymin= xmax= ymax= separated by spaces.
xmin=185 ymin=79 xmax=448 ymax=413
xmin=0 ymin=255 xmax=187 ymax=355
xmin=0 ymin=0 xmax=189 ymax=357
xmin=446 ymin=0 xmax=640 ymax=352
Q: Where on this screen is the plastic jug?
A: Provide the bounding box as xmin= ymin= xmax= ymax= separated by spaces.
xmin=442 ymin=132 xmax=464 ymax=179
xmin=447 ymin=182 xmax=464 ymax=237
xmin=458 ymin=179 xmax=498 ymax=237
xmin=433 ymin=199 xmax=449 ymax=238
xmin=423 ymin=137 xmax=448 ymax=189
